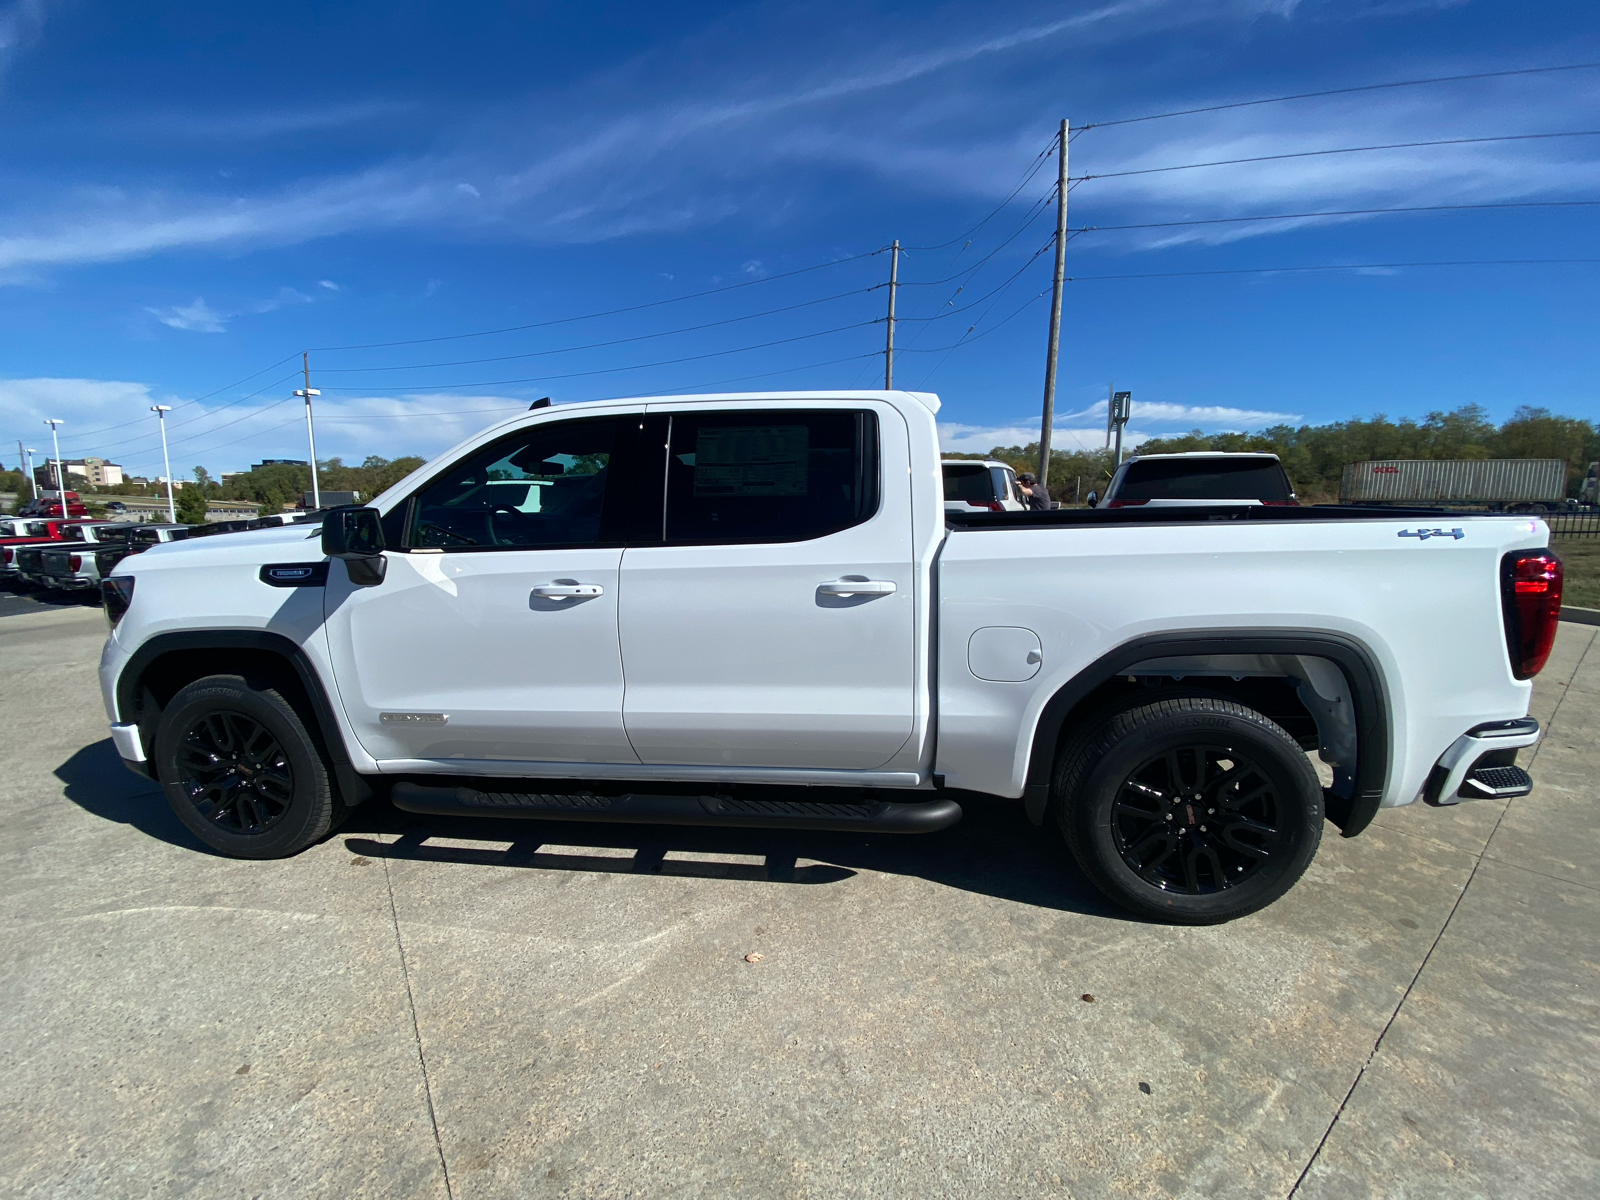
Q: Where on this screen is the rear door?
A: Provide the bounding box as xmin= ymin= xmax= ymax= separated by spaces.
xmin=617 ymin=402 xmax=917 ymax=770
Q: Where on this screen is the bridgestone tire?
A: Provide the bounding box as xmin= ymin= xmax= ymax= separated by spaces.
xmin=154 ymin=675 xmax=336 ymax=859
xmin=1053 ymin=696 xmax=1323 ymax=924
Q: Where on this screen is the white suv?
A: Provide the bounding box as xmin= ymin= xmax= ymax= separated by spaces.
xmin=941 ymin=459 xmax=1024 ymax=512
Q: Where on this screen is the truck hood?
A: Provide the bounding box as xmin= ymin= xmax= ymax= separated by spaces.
xmin=116 ymin=521 xmax=325 ymax=573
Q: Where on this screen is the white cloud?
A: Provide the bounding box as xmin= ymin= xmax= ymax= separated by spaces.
xmin=318 ymin=279 xmax=340 ymax=290
xmin=252 ymin=287 xmax=312 ymax=314
xmin=146 ymin=298 xmax=229 ymax=333
xmin=939 ymin=396 xmax=1300 ymax=455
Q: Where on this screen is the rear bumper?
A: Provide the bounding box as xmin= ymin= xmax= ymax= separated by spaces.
xmin=1424 ymin=718 xmax=1541 ymax=805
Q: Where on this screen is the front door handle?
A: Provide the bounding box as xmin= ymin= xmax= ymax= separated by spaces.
xmin=818 ymin=579 xmax=896 ymax=596
xmin=531 ymin=583 xmax=604 ymax=599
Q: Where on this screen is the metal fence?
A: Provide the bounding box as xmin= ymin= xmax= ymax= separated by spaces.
xmin=1549 ymin=511 xmax=1600 ymax=540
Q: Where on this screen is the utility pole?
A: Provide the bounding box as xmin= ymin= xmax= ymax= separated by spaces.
xmin=151 ymin=405 xmax=176 ymax=523
xmin=294 ymin=352 xmax=322 ymax=511
xmin=884 ymin=239 xmax=900 ymax=389
xmin=1109 ymin=390 xmax=1131 ymax=467
xmin=1037 ymin=118 xmax=1069 ymax=493
xmin=43 ymin=419 xmax=65 ymax=518
xmin=17 ymin=440 xmax=36 ymax=501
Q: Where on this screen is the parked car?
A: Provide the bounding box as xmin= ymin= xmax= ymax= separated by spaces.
xmin=40 ymin=523 xmax=185 ymax=591
xmin=21 ymin=491 xmax=89 ymax=519
xmin=100 ymin=390 xmax=1557 ymax=924
xmin=15 ymin=522 xmax=128 ymax=588
xmin=1091 ymin=452 xmax=1298 ymax=508
xmin=942 ymin=458 xmax=1024 ymax=512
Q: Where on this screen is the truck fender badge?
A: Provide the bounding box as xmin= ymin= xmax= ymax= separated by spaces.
xmin=1398 ymin=528 xmax=1465 ymax=541
xmin=380 ymin=712 xmax=448 ymax=724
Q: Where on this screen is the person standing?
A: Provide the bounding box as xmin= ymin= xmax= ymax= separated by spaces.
xmin=1017 ymin=471 xmax=1051 ymax=510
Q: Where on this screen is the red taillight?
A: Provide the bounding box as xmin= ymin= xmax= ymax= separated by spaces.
xmin=69 ymin=554 xmax=82 ymax=571
xmin=1 ymin=548 xmax=10 ymax=564
xmin=1105 ymin=499 xmax=1148 ymax=509
xmin=987 ymin=500 xmax=1005 ymax=512
xmin=1502 ymin=551 xmax=1563 ymax=679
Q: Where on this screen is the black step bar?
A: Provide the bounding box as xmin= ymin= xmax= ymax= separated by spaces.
xmin=390 ymin=783 xmax=962 ymax=834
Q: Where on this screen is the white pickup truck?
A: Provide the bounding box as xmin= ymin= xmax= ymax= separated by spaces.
xmin=98 ymin=391 xmax=1564 ymax=923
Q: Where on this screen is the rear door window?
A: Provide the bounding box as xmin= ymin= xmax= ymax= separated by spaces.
xmin=1117 ymin=458 xmax=1293 ymax=502
xmin=942 ymin=463 xmax=994 ymax=505
xmin=662 ymin=410 xmax=878 ymax=544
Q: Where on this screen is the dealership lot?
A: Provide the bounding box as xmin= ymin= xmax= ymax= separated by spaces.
xmin=2 ymin=607 xmax=1595 ymax=1199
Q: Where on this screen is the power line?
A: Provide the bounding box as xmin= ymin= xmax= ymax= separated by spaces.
xmin=315 ymin=286 xmax=881 ymax=374
xmin=1070 ymin=198 xmax=1600 ymax=234
xmin=314 ymin=319 xmax=882 ymax=391
xmin=1071 ymin=130 xmax=1600 ymax=184
xmin=1079 ymin=61 xmax=1600 ymax=131
xmin=308 ymin=249 xmax=887 ymax=352
xmin=901 ymin=138 xmax=1057 ymax=251
xmin=55 ymin=354 xmax=303 ymax=447
xmin=1064 ymin=257 xmax=1600 ymax=282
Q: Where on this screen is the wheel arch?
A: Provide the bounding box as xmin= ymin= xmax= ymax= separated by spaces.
xmin=1023 ymin=629 xmax=1390 ymax=837
xmin=118 ymin=630 xmax=371 ymax=804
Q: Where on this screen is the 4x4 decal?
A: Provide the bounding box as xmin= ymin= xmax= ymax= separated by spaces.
xmin=1398 ymin=528 xmax=1465 ymax=541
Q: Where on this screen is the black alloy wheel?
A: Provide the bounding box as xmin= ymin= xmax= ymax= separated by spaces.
xmin=1054 ymin=695 xmax=1323 ymax=924
xmin=1109 ymin=744 xmax=1282 ymax=894
xmin=175 ymin=710 xmax=295 ymax=835
xmin=154 ymin=674 xmax=340 ymax=859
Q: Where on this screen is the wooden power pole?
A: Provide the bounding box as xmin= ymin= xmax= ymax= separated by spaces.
xmin=1038 ymin=119 xmax=1069 ymax=492
xmin=884 ymin=239 xmax=900 ymax=389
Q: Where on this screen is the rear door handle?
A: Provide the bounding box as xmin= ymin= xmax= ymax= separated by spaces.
xmin=818 ymin=579 xmax=896 ymax=596
xmin=531 ymin=583 xmax=604 ymax=599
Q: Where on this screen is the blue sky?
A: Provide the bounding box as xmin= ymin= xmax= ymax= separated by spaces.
xmin=1 ymin=0 xmax=1597 ymax=478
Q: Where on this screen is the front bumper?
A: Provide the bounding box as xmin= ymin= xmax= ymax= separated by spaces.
xmin=110 ymin=721 xmax=154 ymax=779
xmin=1425 ymin=718 xmax=1541 ymax=805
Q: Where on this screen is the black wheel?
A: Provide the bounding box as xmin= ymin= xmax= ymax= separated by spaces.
xmin=1054 ymin=696 xmax=1323 ymax=924
xmin=154 ymin=675 xmax=336 ymax=859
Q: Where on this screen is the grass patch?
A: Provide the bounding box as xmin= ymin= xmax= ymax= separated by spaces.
xmin=1553 ymin=538 xmax=1600 ymax=610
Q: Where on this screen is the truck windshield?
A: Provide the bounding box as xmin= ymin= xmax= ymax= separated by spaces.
xmin=942 ymin=463 xmax=996 ymax=504
xmin=1117 ymin=458 xmax=1293 ymax=502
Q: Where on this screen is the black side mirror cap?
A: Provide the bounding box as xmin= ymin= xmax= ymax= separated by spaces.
xmin=322 ymin=506 xmax=387 ymax=585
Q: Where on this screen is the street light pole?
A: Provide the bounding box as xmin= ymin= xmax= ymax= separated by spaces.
xmin=43 ymin=419 xmax=66 ymax=520
xmin=151 ymin=405 xmax=176 ymax=523
xmin=294 ymin=352 xmax=322 ymax=511
xmin=18 ymin=442 xmax=36 ymax=502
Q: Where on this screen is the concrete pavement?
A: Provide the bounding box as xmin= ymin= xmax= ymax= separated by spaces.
xmin=1 ymin=607 xmax=1595 ymax=1198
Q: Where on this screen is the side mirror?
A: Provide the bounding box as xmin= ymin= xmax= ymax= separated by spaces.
xmin=1085 ymin=491 xmax=1099 ymax=508
xmin=322 ymin=506 xmax=387 ymax=585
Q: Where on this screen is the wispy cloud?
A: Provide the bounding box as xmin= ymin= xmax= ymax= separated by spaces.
xmin=939 ymin=397 xmax=1300 ymax=454
xmin=145 ymin=298 xmax=229 ymax=333
xmin=0 ymin=0 xmax=52 ymax=78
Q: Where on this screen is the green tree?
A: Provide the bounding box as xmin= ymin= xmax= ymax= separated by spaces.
xmin=175 ymin=484 xmax=210 ymax=524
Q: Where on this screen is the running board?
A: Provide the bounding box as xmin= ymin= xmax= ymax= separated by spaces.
xmin=389 ymin=783 xmax=963 ymax=834
xmin=1458 ymin=765 xmax=1534 ymax=800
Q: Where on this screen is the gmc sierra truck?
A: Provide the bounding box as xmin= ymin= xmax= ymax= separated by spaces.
xmin=97 ymin=391 xmax=1562 ymax=923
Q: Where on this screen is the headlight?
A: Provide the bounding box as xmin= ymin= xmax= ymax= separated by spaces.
xmin=101 ymin=576 xmax=135 ymax=627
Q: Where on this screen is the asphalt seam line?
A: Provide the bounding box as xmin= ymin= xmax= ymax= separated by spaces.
xmin=1287 ymin=627 xmax=1595 ymax=1196
xmin=384 ymin=851 xmax=456 ymax=1200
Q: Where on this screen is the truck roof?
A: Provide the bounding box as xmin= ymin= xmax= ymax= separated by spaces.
xmin=1128 ymin=451 xmax=1281 ymax=460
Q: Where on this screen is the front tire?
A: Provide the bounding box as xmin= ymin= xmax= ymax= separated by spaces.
xmin=1054 ymin=696 xmax=1323 ymax=924
xmin=154 ymin=675 xmax=336 ymax=859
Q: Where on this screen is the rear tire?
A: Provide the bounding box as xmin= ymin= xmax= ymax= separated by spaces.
xmin=154 ymin=674 xmax=336 ymax=859
xmin=1053 ymin=696 xmax=1323 ymax=924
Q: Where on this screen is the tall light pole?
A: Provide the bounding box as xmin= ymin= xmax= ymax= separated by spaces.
xmin=1038 ymin=118 xmax=1070 ymax=494
xmin=151 ymin=405 xmax=176 ymax=523
xmin=294 ymin=351 xmax=322 ymax=510
xmin=18 ymin=442 xmax=37 ymax=502
xmin=43 ymin=419 xmax=66 ymax=520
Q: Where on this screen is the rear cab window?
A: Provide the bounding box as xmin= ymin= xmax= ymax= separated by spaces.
xmin=1115 ymin=458 xmax=1295 ymax=503
xmin=943 ymin=462 xmax=997 ymax=505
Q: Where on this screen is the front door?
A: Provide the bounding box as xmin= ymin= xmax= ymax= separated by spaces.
xmin=618 ymin=403 xmax=917 ymax=770
xmin=324 ymin=413 xmax=640 ymax=766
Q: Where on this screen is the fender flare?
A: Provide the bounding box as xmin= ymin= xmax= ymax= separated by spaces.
xmin=117 ymin=629 xmax=370 ymax=804
xmin=1021 ymin=629 xmax=1390 ymax=837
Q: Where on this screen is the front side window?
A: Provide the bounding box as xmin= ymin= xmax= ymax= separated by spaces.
xmin=663 ymin=410 xmax=878 ymax=544
xmin=407 ymin=418 xmax=622 ymax=549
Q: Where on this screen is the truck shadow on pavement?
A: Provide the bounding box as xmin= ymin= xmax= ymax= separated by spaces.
xmin=55 ymin=739 xmax=210 ymax=853
xmin=338 ymin=793 xmax=1134 ymax=921
xmin=56 ymin=739 xmax=1130 ymax=920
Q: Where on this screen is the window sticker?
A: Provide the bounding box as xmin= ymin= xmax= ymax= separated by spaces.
xmin=693 ymin=425 xmax=809 ymax=496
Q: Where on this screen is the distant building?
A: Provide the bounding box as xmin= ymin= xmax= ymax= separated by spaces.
xmin=250 ymin=459 xmax=309 ymax=471
xmin=33 ymin=457 xmax=124 ymax=488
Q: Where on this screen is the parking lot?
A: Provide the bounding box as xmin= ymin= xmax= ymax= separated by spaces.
xmin=2 ymin=605 xmax=1595 ymax=1199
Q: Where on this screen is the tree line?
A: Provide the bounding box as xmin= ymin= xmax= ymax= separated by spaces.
xmin=956 ymin=405 xmax=1600 ymax=504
